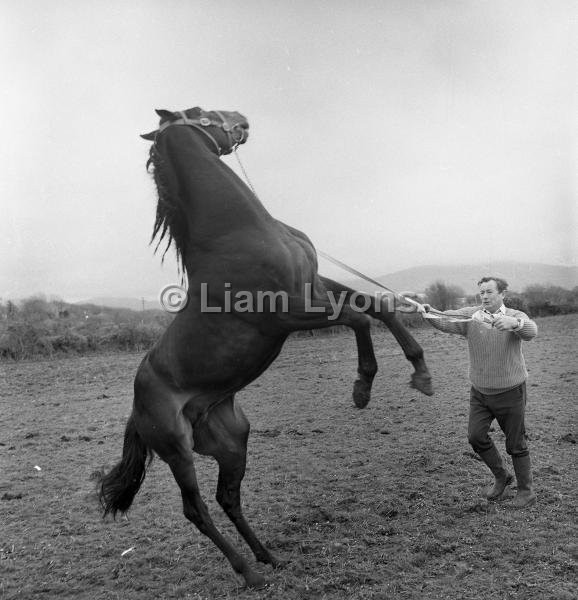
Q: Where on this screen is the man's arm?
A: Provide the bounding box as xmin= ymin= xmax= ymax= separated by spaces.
xmin=494 ymin=310 xmax=538 ymax=340
xmin=418 ymin=305 xmax=474 ymax=336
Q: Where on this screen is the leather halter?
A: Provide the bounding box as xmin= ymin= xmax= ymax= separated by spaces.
xmin=156 ymin=111 xmax=246 ymax=155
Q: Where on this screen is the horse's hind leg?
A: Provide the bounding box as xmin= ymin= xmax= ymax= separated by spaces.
xmin=138 ymin=403 xmax=266 ymax=589
xmin=192 ymin=398 xmax=281 ymax=568
xmin=170 ymin=454 xmax=266 ymax=587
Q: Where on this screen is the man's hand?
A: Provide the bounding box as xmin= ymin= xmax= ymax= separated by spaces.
xmin=493 ymin=315 xmax=519 ymax=331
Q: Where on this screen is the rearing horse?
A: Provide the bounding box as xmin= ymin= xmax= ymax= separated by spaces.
xmin=99 ymin=107 xmax=433 ymax=588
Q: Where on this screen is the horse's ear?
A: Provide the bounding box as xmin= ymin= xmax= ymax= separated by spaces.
xmin=155 ymin=109 xmax=177 ymax=120
xmin=140 ymin=131 xmax=157 ymax=141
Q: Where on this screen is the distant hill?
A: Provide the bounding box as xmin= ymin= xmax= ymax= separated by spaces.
xmin=342 ymin=262 xmax=578 ymax=296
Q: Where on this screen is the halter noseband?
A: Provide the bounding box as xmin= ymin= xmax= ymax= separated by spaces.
xmin=156 ymin=111 xmax=247 ymax=155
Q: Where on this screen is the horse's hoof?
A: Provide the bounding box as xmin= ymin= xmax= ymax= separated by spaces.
xmin=410 ymin=373 xmax=434 ymax=396
xmin=243 ymin=571 xmax=267 ymax=589
xmin=353 ymin=380 xmax=371 ymax=408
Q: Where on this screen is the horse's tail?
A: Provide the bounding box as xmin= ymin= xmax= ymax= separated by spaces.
xmin=99 ymin=414 xmax=153 ymax=517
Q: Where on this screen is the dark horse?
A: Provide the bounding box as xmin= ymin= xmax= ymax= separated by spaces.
xmin=99 ymin=107 xmax=432 ymax=588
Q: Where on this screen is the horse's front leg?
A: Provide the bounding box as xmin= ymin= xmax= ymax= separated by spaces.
xmin=319 ymin=277 xmax=433 ymax=397
xmin=374 ymin=306 xmax=433 ymax=396
xmin=271 ymin=296 xmax=377 ymax=408
xmin=349 ymin=315 xmax=378 ymax=408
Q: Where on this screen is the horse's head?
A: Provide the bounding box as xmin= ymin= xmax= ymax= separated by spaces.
xmin=141 ymin=107 xmax=249 ymax=156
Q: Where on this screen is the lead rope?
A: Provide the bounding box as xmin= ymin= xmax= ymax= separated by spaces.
xmin=232 ymin=150 xmax=402 ymax=296
xmin=233 ymin=148 xmax=260 ymax=199
xmin=231 ymin=149 xmax=471 ymax=322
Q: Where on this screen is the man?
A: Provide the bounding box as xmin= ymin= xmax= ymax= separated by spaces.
xmin=418 ymin=277 xmax=538 ymax=508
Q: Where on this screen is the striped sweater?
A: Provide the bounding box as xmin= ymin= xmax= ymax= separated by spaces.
xmin=425 ymin=305 xmax=538 ymax=394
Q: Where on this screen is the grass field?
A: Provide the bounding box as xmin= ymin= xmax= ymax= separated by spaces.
xmin=1 ymin=314 xmax=576 ymax=599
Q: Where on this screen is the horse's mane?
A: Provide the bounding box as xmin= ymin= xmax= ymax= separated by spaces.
xmin=147 ymin=145 xmax=188 ymax=278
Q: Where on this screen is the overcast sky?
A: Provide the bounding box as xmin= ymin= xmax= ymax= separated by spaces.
xmin=2 ymin=1 xmax=576 ymax=302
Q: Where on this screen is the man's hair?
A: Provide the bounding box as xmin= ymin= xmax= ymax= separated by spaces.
xmin=477 ymin=276 xmax=508 ymax=293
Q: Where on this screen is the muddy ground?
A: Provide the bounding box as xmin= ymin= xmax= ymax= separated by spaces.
xmin=1 ymin=314 xmax=576 ymax=599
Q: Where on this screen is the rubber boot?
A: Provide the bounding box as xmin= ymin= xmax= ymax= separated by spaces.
xmin=511 ymin=455 xmax=537 ymax=508
xmin=478 ymin=446 xmax=514 ymax=500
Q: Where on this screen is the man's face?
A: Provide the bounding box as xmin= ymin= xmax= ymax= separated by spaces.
xmin=478 ymin=280 xmax=504 ymax=313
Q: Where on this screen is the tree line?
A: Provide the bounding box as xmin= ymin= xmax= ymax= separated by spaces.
xmin=423 ymin=281 xmax=578 ymax=315
xmin=1 ymin=282 xmax=576 ymax=360
xmin=0 ymin=296 xmax=173 ymax=360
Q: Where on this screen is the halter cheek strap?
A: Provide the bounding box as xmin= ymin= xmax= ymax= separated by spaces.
xmin=156 ymin=111 xmax=246 ymax=155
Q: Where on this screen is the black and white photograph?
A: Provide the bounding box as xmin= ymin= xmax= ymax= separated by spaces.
xmin=1 ymin=1 xmax=576 ymax=599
